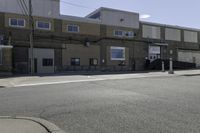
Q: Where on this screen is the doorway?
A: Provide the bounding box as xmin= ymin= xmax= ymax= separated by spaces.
xmin=149 ymin=46 xmax=161 ymax=62
xmin=34 ymin=58 xmax=37 ymax=73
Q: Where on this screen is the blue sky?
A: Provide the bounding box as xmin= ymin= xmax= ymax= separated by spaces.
xmin=60 ymin=0 xmax=200 ymax=29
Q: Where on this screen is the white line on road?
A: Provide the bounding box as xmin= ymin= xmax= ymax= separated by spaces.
xmin=13 ymin=74 xmax=171 ymax=87
xmin=14 ymin=78 xmax=106 ymax=87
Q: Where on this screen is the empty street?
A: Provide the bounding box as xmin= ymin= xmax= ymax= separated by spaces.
xmin=0 ymin=74 xmax=200 ymax=133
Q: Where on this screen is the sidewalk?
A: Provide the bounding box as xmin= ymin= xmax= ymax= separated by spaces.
xmin=0 ymin=116 xmax=65 ymax=133
xmin=0 ymin=69 xmax=200 ymax=88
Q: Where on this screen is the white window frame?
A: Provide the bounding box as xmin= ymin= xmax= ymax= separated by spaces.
xmin=113 ymin=30 xmax=124 ymax=37
xmin=9 ymin=18 xmax=25 ymax=28
xmin=0 ymin=48 xmax=2 ymax=65
xmin=110 ymin=46 xmax=125 ymax=61
xmin=36 ymin=21 xmax=51 ymax=30
xmin=67 ymin=25 xmax=79 ymax=33
xmin=124 ymin=31 xmax=134 ymax=38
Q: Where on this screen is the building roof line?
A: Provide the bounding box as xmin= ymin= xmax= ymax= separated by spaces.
xmin=85 ymin=7 xmax=139 ymax=18
xmin=140 ymin=21 xmax=200 ymax=32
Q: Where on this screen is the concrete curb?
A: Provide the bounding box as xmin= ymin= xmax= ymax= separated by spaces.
xmin=0 ymin=116 xmax=66 ymax=133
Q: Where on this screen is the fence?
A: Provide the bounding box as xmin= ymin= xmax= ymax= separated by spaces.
xmin=61 ymin=65 xmax=133 ymax=72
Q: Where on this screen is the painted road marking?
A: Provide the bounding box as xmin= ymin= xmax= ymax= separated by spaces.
xmin=14 ymin=74 xmax=172 ymax=87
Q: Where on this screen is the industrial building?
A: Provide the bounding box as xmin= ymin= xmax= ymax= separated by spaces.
xmin=0 ymin=0 xmax=200 ymax=74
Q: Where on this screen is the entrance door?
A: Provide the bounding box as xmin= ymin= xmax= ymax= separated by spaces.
xmin=34 ymin=58 xmax=37 ymax=73
xmin=149 ymin=54 xmax=161 ymax=62
xmin=149 ymin=46 xmax=161 ymax=62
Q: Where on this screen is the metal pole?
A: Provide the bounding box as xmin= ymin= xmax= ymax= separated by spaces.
xmin=29 ymin=0 xmax=34 ymax=75
xmin=162 ymin=61 xmax=165 ymax=72
xmin=168 ymin=58 xmax=174 ymax=74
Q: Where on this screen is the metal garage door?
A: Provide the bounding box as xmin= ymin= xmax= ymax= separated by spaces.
xmin=178 ymin=50 xmax=200 ymax=67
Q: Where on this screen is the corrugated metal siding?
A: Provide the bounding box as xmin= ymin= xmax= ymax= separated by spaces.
xmin=165 ymin=28 xmax=181 ymax=41
xmin=142 ymin=25 xmax=161 ymax=39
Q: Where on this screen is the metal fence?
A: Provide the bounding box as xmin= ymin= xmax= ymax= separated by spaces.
xmin=61 ymin=65 xmax=133 ymax=72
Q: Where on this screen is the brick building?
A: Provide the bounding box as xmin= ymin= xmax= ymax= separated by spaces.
xmin=0 ymin=0 xmax=200 ymax=74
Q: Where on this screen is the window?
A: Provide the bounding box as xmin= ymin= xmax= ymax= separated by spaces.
xmin=36 ymin=21 xmax=51 ymax=30
xmin=42 ymin=58 xmax=53 ymax=66
xmin=142 ymin=25 xmax=161 ymax=39
xmin=71 ymin=58 xmax=80 ymax=66
xmin=67 ymin=25 xmax=79 ymax=33
xmin=9 ymin=18 xmax=25 ymax=28
xmin=0 ymin=48 xmax=2 ymax=65
xmin=110 ymin=47 xmax=125 ymax=61
xmin=124 ymin=31 xmax=134 ymax=38
xmin=114 ymin=30 xmax=123 ymax=37
xmin=184 ymin=31 xmax=198 ymax=43
xmin=90 ymin=58 xmax=98 ymax=66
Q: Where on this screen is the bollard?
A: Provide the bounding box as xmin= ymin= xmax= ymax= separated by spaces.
xmin=162 ymin=61 xmax=165 ymax=72
xmin=168 ymin=58 xmax=174 ymax=74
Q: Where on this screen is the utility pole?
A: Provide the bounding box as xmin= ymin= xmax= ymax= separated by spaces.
xmin=29 ymin=0 xmax=34 ymax=75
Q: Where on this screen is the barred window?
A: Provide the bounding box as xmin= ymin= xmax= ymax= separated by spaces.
xmin=71 ymin=58 xmax=80 ymax=66
xmin=90 ymin=58 xmax=98 ymax=66
xmin=43 ymin=58 xmax=53 ymax=66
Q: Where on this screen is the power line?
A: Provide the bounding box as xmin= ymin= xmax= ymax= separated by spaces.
xmin=17 ymin=0 xmax=28 ymax=16
xmin=17 ymin=0 xmax=27 ymax=15
xmin=60 ymin=0 xmax=95 ymax=10
xmin=21 ymin=0 xmax=29 ymax=13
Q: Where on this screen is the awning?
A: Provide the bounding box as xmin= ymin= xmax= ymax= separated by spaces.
xmin=153 ymin=43 xmax=168 ymax=46
xmin=0 ymin=45 xmax=13 ymax=48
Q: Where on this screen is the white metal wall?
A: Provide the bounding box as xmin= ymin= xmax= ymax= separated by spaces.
xmin=184 ymin=30 xmax=198 ymax=43
xmin=0 ymin=0 xmax=60 ymax=18
xmin=142 ymin=25 xmax=161 ymax=39
xmin=165 ymin=28 xmax=181 ymax=41
xmin=101 ymin=9 xmax=139 ymax=29
xmin=178 ymin=50 xmax=200 ymax=67
xmin=29 ymin=48 xmax=55 ymax=74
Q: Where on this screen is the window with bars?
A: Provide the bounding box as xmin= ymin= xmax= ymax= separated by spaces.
xmin=71 ymin=58 xmax=80 ymax=66
xmin=42 ymin=58 xmax=53 ymax=66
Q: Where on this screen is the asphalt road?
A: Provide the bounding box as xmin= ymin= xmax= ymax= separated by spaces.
xmin=0 ymin=75 xmax=200 ymax=133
